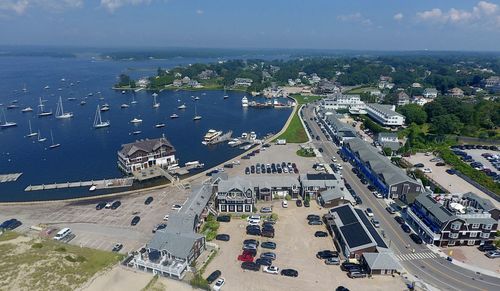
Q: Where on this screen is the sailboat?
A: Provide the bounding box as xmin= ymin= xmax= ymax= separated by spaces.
xmin=93 ymin=105 xmax=110 ymax=129
xmin=25 ymin=120 xmax=37 ymax=137
xmin=178 ymin=104 xmax=187 ymax=109
xmin=193 ymin=105 xmax=202 ymax=121
xmin=55 ymin=96 xmax=73 ymax=119
xmin=153 ymin=93 xmax=160 ymax=108
xmin=223 ymin=87 xmax=229 ymax=99
xmin=0 ymin=109 xmax=17 ymax=129
xmin=130 ymin=117 xmax=143 ymax=124
xmin=21 ymin=107 xmax=33 ymax=113
xmin=131 ymin=95 xmax=138 ymax=104
xmin=170 ymin=113 xmax=179 ymax=119
xmin=38 ymin=130 xmax=47 ymax=142
xmin=49 ymin=130 xmax=60 ymax=149
xmin=38 ymin=97 xmax=53 ymax=117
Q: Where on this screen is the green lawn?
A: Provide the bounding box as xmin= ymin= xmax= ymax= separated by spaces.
xmin=274 ymin=94 xmax=323 ymax=143
xmin=345 ymin=86 xmax=378 ymax=94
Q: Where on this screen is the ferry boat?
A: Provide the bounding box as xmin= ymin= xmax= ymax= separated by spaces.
xmin=170 ymin=113 xmax=179 ymax=119
xmin=130 ymin=118 xmax=143 ymax=124
xmin=155 ymin=123 xmax=166 ymax=128
xmin=178 ymin=104 xmax=187 ymax=109
xmin=242 ymin=96 xmax=248 ymax=107
xmin=21 ymin=107 xmax=33 ymax=113
xmin=202 ymin=129 xmax=223 ymax=145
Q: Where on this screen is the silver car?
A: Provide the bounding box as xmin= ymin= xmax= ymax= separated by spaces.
xmin=325 ymin=257 xmax=340 ymax=265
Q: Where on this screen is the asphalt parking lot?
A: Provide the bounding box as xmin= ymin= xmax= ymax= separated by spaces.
xmin=463 ymin=149 xmax=500 ymax=175
xmin=0 ymin=186 xmax=190 ymax=253
xmin=204 ymin=200 xmax=406 ymax=291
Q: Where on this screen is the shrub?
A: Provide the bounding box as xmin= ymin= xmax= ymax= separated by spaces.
xmin=270 ymin=213 xmax=279 ymax=221
xmin=285 ymin=194 xmax=292 ymax=201
xmin=64 ymin=255 xmax=77 ymax=263
xmin=31 ymin=243 xmax=43 ymax=249
xmin=190 ymin=273 xmax=210 ymax=290
xmin=54 ymin=246 xmax=66 ymax=252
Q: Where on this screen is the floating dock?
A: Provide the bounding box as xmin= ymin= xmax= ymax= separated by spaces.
xmin=24 ymin=178 xmax=134 ymax=192
xmin=0 ymin=173 xmax=22 ymax=183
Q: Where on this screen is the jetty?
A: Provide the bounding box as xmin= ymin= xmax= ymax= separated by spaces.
xmin=24 ymin=178 xmax=134 ymax=192
xmin=0 ymin=173 xmax=22 ymax=183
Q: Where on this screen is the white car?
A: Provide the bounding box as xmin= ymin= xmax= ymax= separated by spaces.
xmin=336 ymin=164 xmax=343 ymax=170
xmin=172 ymin=204 xmax=182 ymax=210
xmin=263 ymin=265 xmax=279 ymax=274
xmin=213 ymin=277 xmax=225 ymax=290
xmin=247 ymin=220 xmax=260 ymax=226
xmin=163 ymin=214 xmax=169 ymax=221
xmin=423 ymin=168 xmax=432 ymax=173
xmin=372 ymin=191 xmax=383 ymax=199
xmin=247 ymin=215 xmax=261 ymax=222
xmin=365 ymin=208 xmax=374 ymax=217
xmin=282 ymin=200 xmax=288 ymax=208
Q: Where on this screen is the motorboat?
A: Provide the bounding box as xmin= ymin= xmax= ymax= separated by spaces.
xmin=170 ymin=114 xmax=179 ymax=119
xmin=202 ymin=129 xmax=222 ymax=144
xmin=155 ymin=123 xmax=166 ymax=128
xmin=242 ymin=96 xmax=248 ymax=107
xmin=130 ymin=118 xmax=143 ymax=124
xmin=120 ymin=104 xmax=130 ymax=108
xmin=21 ymin=107 xmax=33 ymax=113
xmin=178 ymin=104 xmax=187 ymax=109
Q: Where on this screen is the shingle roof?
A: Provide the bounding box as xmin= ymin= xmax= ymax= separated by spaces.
xmin=366 ymin=103 xmax=404 ymax=118
xmin=415 ymin=194 xmax=453 ymax=224
xmin=119 ymin=137 xmax=175 ymax=157
xmin=217 ymin=176 xmax=300 ymax=193
xmin=147 ymin=229 xmax=202 ymax=259
xmin=363 ymin=252 xmax=402 ymax=271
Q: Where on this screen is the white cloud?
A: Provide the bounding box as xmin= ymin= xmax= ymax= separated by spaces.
xmin=100 ymin=0 xmax=152 ymax=12
xmin=393 ymin=12 xmax=403 ymax=21
xmin=337 ymin=12 xmax=372 ymax=26
xmin=0 ymin=0 xmax=82 ymax=14
xmin=196 ymin=9 xmax=203 ymax=15
xmin=416 ymin=1 xmax=499 ymax=25
xmin=0 ymin=0 xmax=29 ymax=14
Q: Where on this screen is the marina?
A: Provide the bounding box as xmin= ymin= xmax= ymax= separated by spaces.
xmin=24 ymin=177 xmax=134 ymax=192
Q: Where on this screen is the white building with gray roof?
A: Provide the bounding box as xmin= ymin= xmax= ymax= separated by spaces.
xmin=365 ymin=103 xmax=405 ymax=126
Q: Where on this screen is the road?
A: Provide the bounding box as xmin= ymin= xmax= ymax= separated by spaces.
xmin=302 ymin=104 xmax=500 ymax=291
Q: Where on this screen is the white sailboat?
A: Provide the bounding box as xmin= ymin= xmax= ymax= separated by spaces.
xmin=21 ymin=107 xmax=33 ymax=113
xmin=223 ymin=87 xmax=228 ymax=99
xmin=38 ymin=97 xmax=53 ymax=117
xmin=178 ymin=104 xmax=187 ymax=109
xmin=131 ymin=95 xmax=138 ymax=104
xmin=153 ymin=93 xmax=160 ymax=108
xmin=55 ymin=96 xmax=73 ymax=119
xmin=38 ymin=130 xmax=47 ymax=142
xmin=25 ymin=120 xmax=37 ymax=137
xmin=193 ymin=104 xmax=202 ymax=121
xmin=93 ymin=105 xmax=110 ymax=129
xmin=49 ymin=130 xmax=60 ymax=149
xmin=0 ymin=109 xmax=17 ymax=129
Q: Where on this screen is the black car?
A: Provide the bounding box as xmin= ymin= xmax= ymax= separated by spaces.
xmin=352 ymin=168 xmax=360 ymax=175
xmin=478 ymin=244 xmax=497 ymax=252
xmin=131 ymin=216 xmax=141 ymax=226
xmin=255 ymin=258 xmax=272 ymax=266
xmin=401 ymin=224 xmax=411 ymax=233
xmin=345 ymin=183 xmax=352 ymax=190
xmin=261 ymin=241 xmax=276 ymax=249
xmin=261 ymin=230 xmax=275 ymax=238
xmin=215 ymin=234 xmax=230 ymax=241
xmin=152 ymin=223 xmax=167 ymax=233
xmin=315 ymin=231 xmax=328 ymax=237
xmin=206 ymin=270 xmax=221 ymax=283
xmin=336 ymin=287 xmax=350 ymax=291
xmin=281 ymin=269 xmax=298 ymax=277
xmin=247 ymin=229 xmax=261 ymax=236
xmin=340 ymin=262 xmax=361 ymax=272
xmin=414 ymin=163 xmax=425 ymax=168
xmin=316 ymin=250 xmax=339 ymax=259
xmin=367 ymin=185 xmax=376 ymax=191
xmin=304 ymin=200 xmax=310 ymax=207
xmin=216 ymin=215 xmax=231 ymax=222
xmin=409 ymin=233 xmax=423 ymax=244
xmin=354 ymin=196 xmax=362 ymax=205
xmin=0 ymin=218 xmax=22 ymax=230
xmin=144 ymin=196 xmax=153 ymax=205
xmin=318 ymin=148 xmax=324 ymax=153
xmin=111 ymin=201 xmax=121 ymax=210
xmin=394 ymin=216 xmax=405 ymax=225
xmin=296 ymin=200 xmax=303 ymax=207
xmin=446 ymin=169 xmax=456 ymax=175
xmin=307 ymin=214 xmax=320 ymax=220
xmin=96 ymin=202 xmax=106 ymax=210
xmin=241 ymin=262 xmax=260 ymax=271
xmin=360 ymin=179 xmax=368 ymax=185
xmin=308 ymin=220 xmax=323 ymax=225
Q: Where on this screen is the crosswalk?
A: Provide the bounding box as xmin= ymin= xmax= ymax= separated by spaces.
xmin=396 ymin=252 xmax=438 ymax=261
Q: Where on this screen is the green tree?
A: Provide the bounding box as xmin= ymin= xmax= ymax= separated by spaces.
xmin=398 ymin=104 xmax=428 ymax=125
xmin=430 ymin=114 xmax=463 ymax=135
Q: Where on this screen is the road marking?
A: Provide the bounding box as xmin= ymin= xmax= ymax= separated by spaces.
xmin=396 ymin=252 xmax=437 ymax=261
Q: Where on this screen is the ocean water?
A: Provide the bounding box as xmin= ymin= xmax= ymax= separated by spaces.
xmin=0 ymin=56 xmax=291 ymax=202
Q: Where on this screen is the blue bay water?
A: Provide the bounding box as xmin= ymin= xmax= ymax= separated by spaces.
xmin=0 ymin=56 xmax=291 ymax=202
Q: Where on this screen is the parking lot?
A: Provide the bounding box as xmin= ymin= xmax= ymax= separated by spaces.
xmin=0 ymin=186 xmax=190 ymax=253
xmin=204 ymin=200 xmax=407 ymax=291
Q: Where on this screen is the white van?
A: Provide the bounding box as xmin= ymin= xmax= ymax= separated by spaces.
xmin=53 ymin=228 xmax=71 ymax=241
xmin=282 ymin=200 xmax=288 ymax=208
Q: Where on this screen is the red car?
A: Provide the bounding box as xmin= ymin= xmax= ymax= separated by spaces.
xmin=242 ymin=249 xmax=256 ymax=257
xmin=238 ymin=254 xmax=254 ymax=262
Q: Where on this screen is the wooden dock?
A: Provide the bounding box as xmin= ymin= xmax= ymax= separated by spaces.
xmin=0 ymin=173 xmax=22 ymax=183
xmin=24 ymin=178 xmax=134 ymax=192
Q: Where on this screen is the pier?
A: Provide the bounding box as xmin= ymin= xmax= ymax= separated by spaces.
xmin=0 ymin=173 xmax=22 ymax=183
xmin=24 ymin=178 xmax=134 ymax=192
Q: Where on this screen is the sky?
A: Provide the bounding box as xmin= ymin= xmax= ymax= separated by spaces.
xmin=0 ymin=0 xmax=500 ymax=51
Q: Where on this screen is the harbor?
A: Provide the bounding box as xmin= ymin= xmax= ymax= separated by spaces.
xmin=24 ymin=177 xmax=134 ymax=192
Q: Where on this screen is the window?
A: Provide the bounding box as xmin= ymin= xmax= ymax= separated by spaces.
xmin=482 ymin=233 xmax=490 ymax=239
xmin=470 ymin=232 xmax=478 ymax=238
xmin=483 ymin=224 xmax=493 ymax=230
xmin=450 ymin=223 xmax=461 ymax=231
xmin=449 ymin=233 xmax=459 ymax=239
xmin=448 ymin=241 xmax=456 ymax=246
xmin=391 ymin=186 xmax=397 ymax=192
xmin=467 ymin=240 xmax=475 ymax=246
xmin=472 ymin=224 xmax=480 ymax=229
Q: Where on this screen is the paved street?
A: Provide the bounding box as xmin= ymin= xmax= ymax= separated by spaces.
xmin=302 ymin=104 xmax=500 ymax=291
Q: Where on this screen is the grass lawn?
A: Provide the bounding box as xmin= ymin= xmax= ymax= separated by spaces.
xmin=345 ymin=86 xmax=378 ymax=94
xmin=0 ymin=230 xmax=20 ymax=242
xmin=0 ymin=232 xmax=123 ymax=291
xmin=274 ymin=94 xmax=323 ymax=143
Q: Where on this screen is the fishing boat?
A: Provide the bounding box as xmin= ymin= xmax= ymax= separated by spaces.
xmin=155 ymin=123 xmax=166 ymax=128
xmin=178 ymin=104 xmax=187 ymax=109
xmin=242 ymin=96 xmax=248 ymax=107
xmin=93 ymin=105 xmax=110 ymax=129
xmin=130 ymin=118 xmax=143 ymax=124
xmin=153 ymin=93 xmax=160 ymax=108
xmin=0 ymin=109 xmax=17 ymax=129
xmin=170 ymin=113 xmax=179 ymax=119
xmin=25 ymin=120 xmax=37 ymax=137
xmin=120 ymin=103 xmax=130 ymax=108
xmin=49 ymin=130 xmax=60 ymax=149
xmin=21 ymin=107 xmax=33 ymax=113
xmin=100 ymin=104 xmax=110 ymax=111
xmin=38 ymin=130 xmax=47 ymax=142
xmin=193 ymin=105 xmax=202 ymax=121
xmin=55 ymin=96 xmax=73 ymax=119
xmin=38 ymin=98 xmax=53 ymax=117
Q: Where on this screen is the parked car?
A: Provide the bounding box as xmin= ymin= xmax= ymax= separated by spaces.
xmin=260 ymin=206 xmax=273 ymax=213
xmin=112 ymin=243 xmax=123 ymax=252
xmin=216 ymin=234 xmax=230 ymax=241
xmin=296 ymin=200 xmax=303 ymax=207
xmin=171 ymin=204 xmax=182 ymax=210
xmin=280 ymin=269 xmax=299 ymax=277
xmin=304 ymin=200 xmax=310 ymax=207
xmin=308 ymin=220 xmax=323 ymax=225
xmin=255 ymin=258 xmax=272 ymax=266
xmin=243 ymin=239 xmax=259 ymax=246
xmin=348 ymin=271 xmax=367 ymax=279
xmin=386 ymin=206 xmax=396 ymax=214
xmin=315 ymin=231 xmax=328 ymax=237
xmin=478 ymin=244 xmax=497 ymax=252
xmin=110 ymin=201 xmax=121 ymax=210
xmin=95 ymin=202 xmax=106 ymax=210
xmin=206 ymin=270 xmax=221 ymax=284
xmin=336 ymin=286 xmax=350 ymax=291
xmin=241 ymin=262 xmax=260 ymax=271
xmin=316 ymin=250 xmax=339 ymax=259
xmin=485 ymin=250 xmax=500 ymax=259
xmin=372 ymin=191 xmax=383 ymax=199
xmin=409 ymin=233 xmax=423 ymax=244
xmin=261 ymin=241 xmax=276 ymax=249
xmin=365 ymin=208 xmax=374 ymax=217
xmin=367 ymin=185 xmax=376 ymax=191
xmin=263 ymin=265 xmax=279 ymax=274
xmin=238 ymin=253 xmax=254 ymax=262
xmin=0 ymin=218 xmax=22 ymax=230
xmin=282 ymin=200 xmax=288 ymax=208
xmin=354 ymin=196 xmax=362 ymax=205
xmin=360 ymin=179 xmax=368 ymax=185
xmin=144 ymin=196 xmax=153 ymax=205
xmin=325 ymin=257 xmax=340 ymax=265
xmin=340 ymin=262 xmax=361 ymax=272
xmin=436 ymin=162 xmax=446 ymax=167
xmin=307 ymin=214 xmax=320 ymax=220
xmin=371 ymin=218 xmax=380 ymax=228
xmin=260 ymin=252 xmax=276 ymax=260
xmin=152 ymin=223 xmax=167 ymax=233
xmin=131 ymin=216 xmax=140 ymax=226
xmin=394 ymin=216 xmax=405 ymax=225
xmin=213 ymin=278 xmax=225 ymax=291
xmin=247 ymin=229 xmax=261 ymax=236
xmin=423 ymin=168 xmax=432 ymax=173
xmin=216 ymin=215 xmax=231 ymax=222
xmin=414 ymin=163 xmax=425 ymax=168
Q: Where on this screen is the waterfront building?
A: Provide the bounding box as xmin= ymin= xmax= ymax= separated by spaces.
xmin=342 ymin=138 xmax=422 ymax=202
xmin=407 ymin=193 xmax=498 ymax=247
xmin=117 ymin=137 xmax=176 ymax=174
xmin=365 ymin=103 xmax=405 ymax=126
xmin=172 ymin=79 xmax=183 ymax=87
xmin=321 ymin=94 xmax=365 ymax=111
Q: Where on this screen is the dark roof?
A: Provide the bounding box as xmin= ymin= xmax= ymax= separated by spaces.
xmin=305 ymin=173 xmax=337 ymax=181
xmin=335 ymin=204 xmax=358 ymax=225
xmin=340 ymin=223 xmax=372 ymax=248
xmin=355 ymin=209 xmax=387 ymax=248
xmin=119 ymin=137 xmax=175 ymax=158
